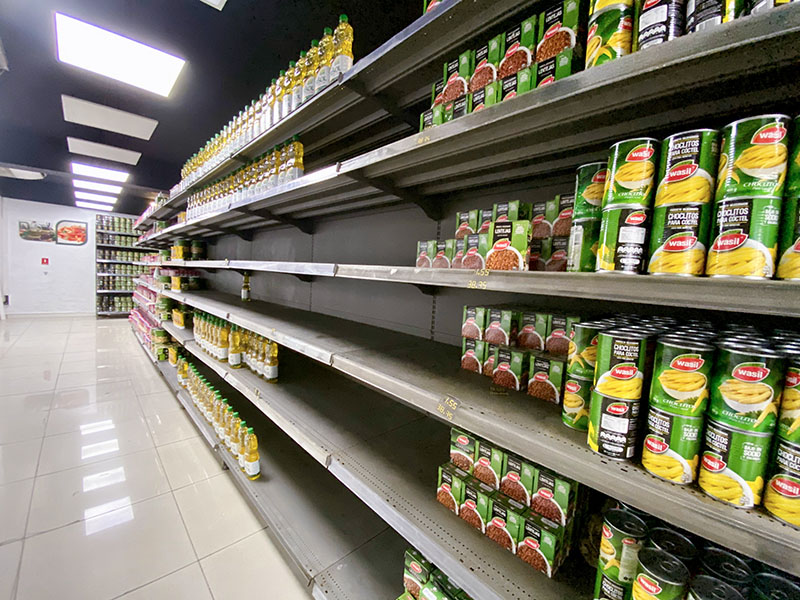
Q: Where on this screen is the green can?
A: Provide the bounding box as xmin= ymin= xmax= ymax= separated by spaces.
xmin=750 ymin=573 xmax=800 ymax=600
xmin=778 ymin=358 xmax=800 ymax=443
xmin=716 ymin=114 xmax=791 ymax=202
xmin=698 ymin=418 xmax=772 ymax=509
xmin=603 ymin=138 xmax=660 ymax=208
xmin=588 ymin=391 xmax=641 ymax=459
xmin=593 ymin=329 xmax=650 ymax=397
xmin=686 ymin=576 xmax=744 ymax=600
xmin=648 ymin=202 xmax=711 ymax=276
xmin=586 ymin=2 xmax=635 ymax=69
xmin=655 ymin=129 xmax=719 ymax=208
xmin=563 ymin=375 xmax=593 ymax=431
xmin=776 ymin=195 xmax=800 ymax=279
xmin=642 ymin=407 xmax=703 ymax=485
xmin=574 ymin=162 xmax=607 ymax=219
xmin=705 ymin=196 xmax=781 ymax=278
xmin=568 ymin=321 xmax=606 ymax=379
xmin=567 ymin=218 xmax=602 ymax=272
xmin=597 ymin=206 xmax=651 ymax=274
xmin=785 ymin=115 xmax=800 ymax=197
xmin=708 ymin=341 xmax=785 ymax=433
xmin=595 ymin=508 xmax=648 ymax=596
xmin=633 ymin=549 xmax=690 ymax=600
xmin=763 ymin=438 xmax=800 ymax=529
xmin=649 ymin=336 xmax=715 ymax=417
xmin=646 ymin=528 xmax=697 ymax=566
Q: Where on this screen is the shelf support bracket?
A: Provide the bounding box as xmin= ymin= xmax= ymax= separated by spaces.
xmin=346 ymin=172 xmax=443 ymax=221
xmin=342 ymin=78 xmax=419 ymax=130
xmin=412 ymin=283 xmax=437 ymax=296
xmin=197 ymin=224 xmax=253 ymax=242
xmin=233 ymin=208 xmax=315 ymax=235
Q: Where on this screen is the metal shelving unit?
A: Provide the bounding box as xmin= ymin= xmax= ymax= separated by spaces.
xmin=160 ymin=288 xmax=800 ymax=575
xmin=97 ymin=310 xmax=129 ymax=317
xmin=96 ymin=289 xmax=133 ymax=294
xmin=97 ymin=272 xmax=135 ymax=277
xmin=96 ymin=259 xmax=136 ymax=265
xmin=96 ymin=229 xmax=138 ymax=236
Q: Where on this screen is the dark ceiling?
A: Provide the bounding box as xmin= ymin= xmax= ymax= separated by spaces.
xmin=0 ymin=0 xmax=418 ymax=215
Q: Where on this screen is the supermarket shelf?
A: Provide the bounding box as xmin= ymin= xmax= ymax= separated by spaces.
xmin=161 ymin=288 xmax=800 ymax=575
xmin=96 ymin=289 xmax=134 ymax=294
xmin=97 ymin=273 xmax=135 ymax=277
xmin=97 ymin=243 xmax=155 ymax=251
xmin=133 ymin=278 xmax=162 ymax=295
xmin=96 ymin=259 xmax=136 ymax=265
xmin=131 ymin=327 xmax=156 ymax=363
xmin=96 ymin=229 xmax=138 ymax=236
xmin=162 ymin=321 xmax=193 ymax=345
xmin=96 ymin=311 xmax=129 ymax=317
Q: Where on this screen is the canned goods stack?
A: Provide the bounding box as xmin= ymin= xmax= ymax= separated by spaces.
xmin=568 ymin=163 xmax=605 ymax=272
xmin=777 ymin=115 xmax=800 ymax=280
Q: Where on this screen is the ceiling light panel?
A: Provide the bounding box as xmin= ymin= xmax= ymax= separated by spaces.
xmin=76 ymin=200 xmax=114 ymax=211
xmin=55 ymin=13 xmax=186 ymax=97
xmin=62 ymin=96 xmax=158 ymax=140
xmin=73 ymin=180 xmax=122 ymax=194
xmin=71 ymin=162 xmax=129 ymax=183
xmin=0 ymin=167 xmax=46 ymax=180
xmin=67 ymin=138 xmax=141 ymax=165
xmin=75 ymin=191 xmax=117 ymax=204
xmin=199 ymin=0 xmax=229 ymax=9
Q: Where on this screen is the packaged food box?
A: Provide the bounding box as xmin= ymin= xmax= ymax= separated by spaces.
xmin=418 ymin=582 xmax=451 ymax=600
xmin=419 ymin=109 xmax=434 ymax=132
xmin=535 ymin=0 xmax=588 ymax=87
xmin=468 ymin=82 xmax=501 ymax=113
xmin=484 ymin=307 xmax=521 ymax=346
xmin=477 ymin=209 xmax=494 ymax=234
xmin=528 ymin=353 xmax=566 ymax=404
xmin=500 ymin=67 xmax=533 ymax=102
xmin=403 ymin=547 xmax=433 ymax=598
xmin=545 ymin=237 xmax=567 ymax=271
xmin=431 ymin=570 xmax=464 ymax=599
xmin=531 ymin=200 xmax=552 ymax=240
xmin=396 ymin=593 xmax=415 ymax=600
xmin=450 ymin=428 xmax=478 ymax=472
xmin=474 ymin=439 xmax=505 ymax=489
xmin=452 ymin=238 xmax=466 ymax=268
xmin=441 ymin=50 xmax=474 ymax=104
xmin=437 ymin=462 xmax=467 ymax=515
xmin=416 ymin=240 xmax=437 ymax=268
xmin=487 ymin=221 xmax=532 ymax=271
xmin=546 ymin=314 xmax=580 ymax=355
xmin=531 ymin=468 xmax=580 ymax=526
xmin=432 ymin=240 xmax=456 ymax=268
xmin=518 ymin=511 xmax=567 ymax=577
xmin=548 ymin=194 xmax=575 ymax=237
xmin=461 ymin=338 xmax=487 ymax=374
xmin=455 ymin=210 xmax=478 ymax=239
xmin=424 ymin=0 xmax=444 ymax=14
xmin=493 ymin=200 xmax=532 ymax=222
xmin=431 ymin=80 xmax=445 ymax=107
xmin=459 ymin=475 xmax=495 ymax=534
xmin=461 ymin=233 xmax=489 ymax=269
xmin=498 ymin=15 xmax=537 ymax=79
xmin=461 ymin=306 xmax=487 ymax=340
xmin=431 ymin=103 xmax=446 ymax=127
xmin=483 ymin=344 xmax=498 ymax=378
xmin=518 ymin=311 xmax=549 ymax=350
xmin=529 ymin=239 xmax=548 ymax=271
xmin=487 ymin=493 xmax=527 ymax=554
xmin=492 ymin=346 xmax=530 ymax=391
xmin=500 ymin=453 xmax=538 ymax=505
xmin=443 ymin=95 xmax=469 ymax=123
xmin=469 ymin=34 xmax=504 ymax=93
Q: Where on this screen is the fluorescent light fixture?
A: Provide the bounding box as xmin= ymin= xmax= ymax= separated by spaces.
xmin=55 ymin=13 xmax=185 ymax=97
xmin=73 ymin=179 xmax=122 ymax=194
xmin=67 ymin=137 xmax=141 ymax=165
xmin=75 ymin=191 xmax=117 ymax=204
xmin=76 ymin=200 xmax=114 ymax=212
xmin=71 ymin=161 xmax=129 ymax=182
xmin=62 ymin=96 xmax=158 ymax=140
xmin=199 ymin=0 xmax=229 ymax=9
xmin=0 ymin=167 xmax=46 ymax=180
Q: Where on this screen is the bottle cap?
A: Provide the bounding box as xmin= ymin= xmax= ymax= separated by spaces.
xmin=339 ymin=14 xmax=348 ymax=22
xmin=289 ymin=61 xmax=296 ymax=67
xmin=292 ymin=134 xmax=300 ymax=142
xmin=324 ymin=27 xmax=333 ymax=35
xmin=311 ymin=39 xmax=319 ymax=46
xmin=271 ymin=78 xmax=277 ymax=84
xmin=247 ymin=427 xmax=254 ymax=433
xmin=279 ymin=70 xmax=286 ymax=76
xmin=300 ymin=50 xmax=306 ymax=57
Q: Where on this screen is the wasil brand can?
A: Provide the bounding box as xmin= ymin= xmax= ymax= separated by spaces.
xmin=594 ymin=508 xmax=648 ymax=600
xmin=777 ymin=357 xmax=800 ymax=442
xmin=568 ymin=321 xmax=607 ymax=379
xmin=647 ymin=528 xmax=697 ymax=566
xmin=597 ymin=206 xmax=651 ymax=273
xmin=603 ymin=138 xmax=660 ymax=208
xmin=763 ymin=438 xmax=800 ymax=528
xmin=641 ymin=407 xmax=703 ymax=485
xmin=777 ymin=193 xmax=800 ymax=279
xmin=632 ymin=548 xmax=690 ymax=600
xmin=708 ymin=341 xmax=785 ymax=434
xmin=686 ymin=0 xmax=743 ymax=33
xmin=636 ymin=0 xmax=685 ymax=51
xmin=716 ymin=115 xmax=791 ymax=202
xmin=574 ymin=162 xmax=607 ymax=219
xmin=698 ymin=418 xmax=772 ymax=509
xmin=686 ymin=575 xmax=744 ymax=600
xmin=749 ymin=573 xmax=800 ymax=600
xmin=593 ymin=329 xmax=651 ymax=396
xmin=586 ymin=1 xmax=635 ymax=69
xmin=567 ymin=218 xmax=602 ymax=272
xmin=698 ymin=548 xmax=753 ymax=592
xmin=705 ymin=196 xmax=782 ymax=278
xmin=649 ymin=336 xmax=714 ymax=417
xmin=784 ymin=115 xmax=800 ymax=197
xmin=588 ymin=391 xmax=641 ymax=459
xmin=648 ymin=202 xmax=711 ymax=275
xmin=562 ymin=375 xmax=593 ymax=431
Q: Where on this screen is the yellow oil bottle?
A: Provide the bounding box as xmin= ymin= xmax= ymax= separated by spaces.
xmin=229 ymin=412 xmax=241 ymax=453
xmin=244 ymin=428 xmax=261 ymax=480
xmin=229 ymin=325 xmax=243 ymax=368
xmin=316 ymin=27 xmax=334 ymax=90
xmin=274 ymin=70 xmax=286 ymax=123
xmin=269 ymin=144 xmax=282 ymax=188
xmin=267 ymin=78 xmax=277 ymax=129
xmin=241 ymin=274 xmax=251 ymax=301
xmin=331 ymin=14 xmax=354 ymax=80
xmin=302 ymin=40 xmax=320 ymax=104
xmin=277 ymin=144 xmax=289 ymax=186
xmin=285 ymin=135 xmax=304 ymax=181
xmin=266 ymin=340 xmax=279 ymax=383
xmin=219 ymin=319 xmax=230 ymax=362
xmin=292 ymin=52 xmax=306 ymax=109
xmin=237 ymin=421 xmax=248 ymax=469
xmin=282 ymin=61 xmax=296 ymax=117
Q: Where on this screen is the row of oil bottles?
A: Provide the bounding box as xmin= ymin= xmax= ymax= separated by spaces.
xmin=185 ymin=137 xmax=304 ymax=221
xmin=192 ymin=310 xmax=279 ymax=381
xmin=177 ymin=356 xmax=261 ymax=480
xmin=179 ymin=15 xmax=354 ymax=185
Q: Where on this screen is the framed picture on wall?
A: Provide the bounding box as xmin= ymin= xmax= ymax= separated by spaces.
xmin=18 ymin=220 xmax=55 ymax=242
xmin=55 ymin=220 xmax=88 ymax=245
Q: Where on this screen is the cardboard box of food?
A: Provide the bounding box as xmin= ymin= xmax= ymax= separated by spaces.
xmin=437 ymin=462 xmax=467 ymax=515
xmin=455 ymin=210 xmax=479 ymax=239
xmin=461 ymin=338 xmax=487 ymax=374
xmin=461 ymin=233 xmax=490 ymax=269
xmin=459 ymin=475 xmax=495 ymax=534
xmin=415 ymin=240 xmax=437 ymax=268
xmin=486 ymin=493 xmax=527 ymax=554
xmin=461 ymin=305 xmax=487 ymax=340
xmin=403 ymin=548 xmax=433 ymax=598
xmin=498 ymin=15 xmax=537 ymax=79
xmin=431 ymin=239 xmax=456 ymax=268
xmin=492 ymin=346 xmax=530 ymax=391
xmin=500 ymin=66 xmax=533 ymax=102
xmin=484 ymin=307 xmax=521 ymax=346
xmin=501 ymin=453 xmax=538 ymax=505
xmin=531 ymin=468 xmax=580 ymax=526
xmin=474 ymin=439 xmax=505 ymax=489
xmin=469 ymin=34 xmax=504 ymax=93
xmin=441 ymin=50 xmax=474 ymax=104
xmin=487 ymin=221 xmax=532 ymax=271
xmin=535 ymin=0 xmax=588 ymax=87
xmin=527 ymin=353 xmax=566 ymax=404
xmin=518 ymin=311 xmax=549 ymax=350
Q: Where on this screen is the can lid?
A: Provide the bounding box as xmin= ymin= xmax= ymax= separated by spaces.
xmin=603 ymin=328 xmax=651 ymax=340
xmin=647 ymin=527 xmax=698 ymax=564
xmin=666 ymin=128 xmax=719 ymax=139
xmin=725 ymin=114 xmax=791 ymax=128
xmin=717 ymin=338 xmax=782 ymax=358
xmin=610 ymin=136 xmax=660 ymax=148
xmin=605 ymin=508 xmax=648 ymax=538
xmin=700 ymin=548 xmax=754 ymax=586
xmin=576 ymin=161 xmax=607 ymax=170
xmin=752 ymin=574 xmax=800 ymax=600
xmin=658 ymin=335 xmax=715 ymax=352
xmin=637 ymin=548 xmax=690 ymax=586
xmin=688 ymin=575 xmax=744 ymax=600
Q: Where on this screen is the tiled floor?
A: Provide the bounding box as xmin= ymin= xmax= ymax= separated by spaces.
xmin=0 ymin=316 xmax=310 ymax=600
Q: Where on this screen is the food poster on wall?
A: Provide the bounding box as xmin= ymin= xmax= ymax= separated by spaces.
xmin=55 ymin=220 xmax=88 ymax=245
xmin=18 ymin=220 xmax=55 ymax=242
xmin=17 ymin=220 xmax=87 ymax=245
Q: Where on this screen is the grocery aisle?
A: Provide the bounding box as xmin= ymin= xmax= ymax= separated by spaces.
xmin=0 ymin=316 xmax=310 ymax=600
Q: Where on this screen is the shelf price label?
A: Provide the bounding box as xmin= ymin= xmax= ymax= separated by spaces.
xmin=467 ymin=268 xmax=490 ymax=290
xmin=436 ymin=395 xmax=460 ymax=421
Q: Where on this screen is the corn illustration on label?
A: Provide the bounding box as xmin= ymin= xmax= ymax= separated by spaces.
xmin=594 ymin=508 xmax=648 ymax=600
xmin=574 ymin=162 xmax=607 ymax=219
xmin=562 ymin=375 xmax=593 ymax=431
xmin=594 ymin=330 xmax=650 ymax=393
xmin=642 ymin=407 xmax=703 ymax=485
xmin=588 ymin=391 xmax=641 ymax=459
xmin=586 ymin=3 xmax=634 ymax=69
xmin=778 ymin=362 xmax=800 ymax=442
xmin=777 ymin=196 xmax=800 ymax=279
xmin=785 ymin=115 xmax=800 ymax=196
xmin=715 ymin=115 xmax=791 ymax=202
xmin=698 ymin=419 xmax=771 ymax=509
xmin=567 ymin=217 xmax=602 ymax=272
xmin=649 ymin=339 xmax=714 ymax=416
xmin=708 ymin=344 xmax=785 ymax=433
xmin=568 ymin=322 xmax=606 ymax=379
xmin=597 ymin=207 xmax=651 ymax=273
xmin=648 ymin=203 xmax=711 ymax=275
xmin=603 ymin=139 xmax=660 ymax=208
xmin=656 ymin=130 xmax=718 ymax=207
xmin=763 ymin=438 xmax=800 ymax=528
xmin=633 ymin=549 xmax=690 ymax=600
xmin=706 ymin=197 xmax=781 ymax=278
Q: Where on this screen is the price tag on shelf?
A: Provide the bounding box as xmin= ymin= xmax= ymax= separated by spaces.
xmin=435 ymin=395 xmax=460 ymax=421
xmin=467 ymin=268 xmax=489 ymax=290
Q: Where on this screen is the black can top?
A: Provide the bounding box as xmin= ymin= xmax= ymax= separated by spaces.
xmin=638 ymin=548 xmax=690 ymax=586
xmin=700 ymin=548 xmax=754 ymax=587
xmin=606 ymin=508 xmax=648 ymax=539
xmin=688 ymin=575 xmax=744 ymax=600
xmin=751 ymin=573 xmax=800 ymax=600
xmin=648 ymin=527 xmax=698 ymax=565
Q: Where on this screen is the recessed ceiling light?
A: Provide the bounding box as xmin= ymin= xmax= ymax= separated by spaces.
xmin=71 ymin=161 xmax=129 ymax=183
xmin=67 ymin=137 xmax=141 ymax=166
xmin=76 ymin=200 xmax=114 ymax=212
xmin=55 ymin=13 xmax=186 ymax=97
xmin=75 ymin=190 xmax=117 ymax=204
xmin=0 ymin=167 xmax=46 ymax=180
xmin=61 ymin=96 xmax=158 ymax=140
xmin=199 ymin=0 xmax=229 ymax=10
xmin=73 ymin=179 xmax=122 ymax=194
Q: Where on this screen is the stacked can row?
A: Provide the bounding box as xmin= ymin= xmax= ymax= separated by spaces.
xmin=567 ymin=114 xmax=800 ymax=279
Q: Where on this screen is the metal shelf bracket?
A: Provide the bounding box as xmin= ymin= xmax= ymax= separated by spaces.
xmin=233 ymin=207 xmax=315 ymax=235
xmin=346 ymin=171 xmax=443 ymax=221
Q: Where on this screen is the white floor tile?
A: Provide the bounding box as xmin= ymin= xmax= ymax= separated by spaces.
xmin=133 ymin=374 xmax=172 ymax=397
xmin=138 ymin=390 xmax=181 ymax=417
xmin=174 ymin=473 xmax=263 ymax=558
xmin=146 ymin=409 xmax=198 ymax=446
xmin=0 ymin=439 xmax=41 ymax=485
xmin=201 ymin=530 xmax=309 ymax=600
xmin=46 ymin=397 xmax=143 ymax=437
xmin=0 ymin=377 xmax=58 ymax=396
xmin=0 ymin=391 xmax=52 ymax=414
xmin=27 ymin=448 xmax=170 ymax=535
xmin=0 ymin=364 xmax=58 ymax=386
xmin=17 ymin=494 xmax=196 ymax=600
xmin=52 ymin=380 xmax=138 ymax=409
xmin=10 ymin=340 xmax=68 ymax=356
xmin=37 ymin=416 xmax=153 ymax=475
xmin=0 ymin=353 xmax=63 ymax=369
xmin=0 ymin=478 xmax=34 ymax=544
xmin=0 ymin=540 xmax=22 ymax=600
xmin=117 ymin=563 xmax=213 ymax=600
xmin=56 ymin=369 xmax=130 ymax=389
xmin=156 ymin=437 xmax=223 ymax=490
xmin=0 ymin=392 xmax=52 ymax=444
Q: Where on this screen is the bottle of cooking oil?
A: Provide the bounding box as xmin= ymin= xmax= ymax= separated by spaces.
xmin=219 ymin=319 xmax=230 ymax=362
xmin=316 ymin=27 xmax=334 ymax=90
xmin=265 ymin=340 xmax=278 ymax=383
xmin=245 ymin=100 xmax=256 ymax=144
xmin=243 ymin=428 xmax=261 ymax=480
xmin=267 ymin=79 xmax=278 ymax=129
xmin=274 ymin=70 xmax=286 ymax=123
xmin=302 ymin=40 xmax=320 ymax=104
xmin=241 ymin=273 xmax=251 ymax=301
xmin=331 ymin=14 xmax=354 ymax=80
xmin=224 ymin=406 xmax=235 ymax=448
xmin=255 ymin=335 xmax=266 ymax=377
xmin=293 ymin=51 xmax=307 ymax=108
xmin=282 ymin=61 xmax=296 ymax=117
xmin=228 ymin=412 xmax=241 ymax=454
xmin=277 ymin=144 xmax=289 ymax=187
xmin=269 ymin=144 xmax=282 ymax=187
xmin=229 ymin=325 xmax=243 ymax=368
xmin=285 ymin=135 xmax=304 ymax=181
xmin=237 ymin=421 xmax=248 ymax=469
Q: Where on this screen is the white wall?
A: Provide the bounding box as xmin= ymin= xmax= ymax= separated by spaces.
xmin=1 ymin=197 xmax=97 ymax=315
